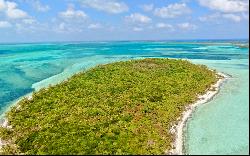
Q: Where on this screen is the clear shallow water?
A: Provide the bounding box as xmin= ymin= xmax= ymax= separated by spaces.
xmin=185 ymin=59 xmax=249 ymax=155
xmin=0 ymin=41 xmax=248 ymax=154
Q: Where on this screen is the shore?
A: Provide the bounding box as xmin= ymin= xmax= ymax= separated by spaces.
xmin=0 ymin=92 xmax=33 ymax=152
xmin=0 ymin=70 xmax=229 ymax=154
xmin=167 ymin=72 xmax=230 ymax=155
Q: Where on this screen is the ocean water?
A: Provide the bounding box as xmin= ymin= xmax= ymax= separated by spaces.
xmin=0 ymin=41 xmax=249 ymax=154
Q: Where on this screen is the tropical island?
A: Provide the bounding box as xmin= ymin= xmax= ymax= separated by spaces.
xmin=0 ymin=58 xmax=225 ymax=155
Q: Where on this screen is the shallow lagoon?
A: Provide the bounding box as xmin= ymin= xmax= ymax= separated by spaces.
xmin=185 ymin=58 xmax=249 ymax=154
xmin=0 ymin=41 xmax=248 ymax=154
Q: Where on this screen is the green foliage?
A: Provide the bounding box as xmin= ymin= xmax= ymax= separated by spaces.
xmin=0 ymin=58 xmax=217 ymax=155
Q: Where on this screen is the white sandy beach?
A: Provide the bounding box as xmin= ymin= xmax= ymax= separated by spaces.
xmin=0 ymin=72 xmax=230 ymax=154
xmin=167 ymin=72 xmax=229 ymax=155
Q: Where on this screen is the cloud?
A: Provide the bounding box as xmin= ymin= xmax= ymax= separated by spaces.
xmin=55 ymin=22 xmax=84 ymax=33
xmin=178 ymin=22 xmax=197 ymax=30
xmin=125 ymin=13 xmax=152 ymax=24
xmin=58 ymin=22 xmax=66 ymax=31
xmin=59 ymin=5 xmax=87 ymax=20
xmin=199 ymin=13 xmax=243 ymax=22
xmin=55 ymin=5 xmax=89 ymax=33
xmin=6 ymin=5 xmax=28 ymax=19
xmin=222 ymin=14 xmax=242 ymax=22
xmin=0 ymin=0 xmax=28 ymax=19
xmin=0 ymin=20 xmax=11 ymax=28
xmin=0 ymin=0 xmax=5 ymax=10
xmin=0 ymin=0 xmax=38 ymax=33
xmin=30 ymin=0 xmax=50 ymax=12
xmin=133 ymin=27 xmax=143 ymax=32
xmin=141 ymin=4 xmax=154 ymax=12
xmin=13 ymin=18 xmax=49 ymax=34
xmin=22 ymin=18 xmax=36 ymax=24
xmin=88 ymin=23 xmax=102 ymax=29
xmin=198 ymin=0 xmax=249 ymax=13
xmin=199 ymin=13 xmax=221 ymax=22
xmin=79 ymin=0 xmax=128 ymax=14
xmin=154 ymin=3 xmax=191 ymax=18
xmin=155 ymin=23 xmax=174 ymax=30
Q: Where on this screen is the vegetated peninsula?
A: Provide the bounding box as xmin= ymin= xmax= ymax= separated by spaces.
xmin=0 ymin=58 xmax=220 ymax=155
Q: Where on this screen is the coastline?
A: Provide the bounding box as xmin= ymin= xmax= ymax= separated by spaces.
xmin=168 ymin=72 xmax=230 ymax=155
xmin=0 ymin=93 xmax=33 ymax=151
xmin=0 ymin=56 xmax=127 ymax=119
xmin=0 ymin=93 xmax=33 ymax=120
xmin=0 ymin=69 xmax=230 ymax=154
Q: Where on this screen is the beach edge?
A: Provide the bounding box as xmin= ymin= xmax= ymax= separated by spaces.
xmin=167 ymin=72 xmax=230 ymax=155
xmin=0 ymin=69 xmax=230 ymax=154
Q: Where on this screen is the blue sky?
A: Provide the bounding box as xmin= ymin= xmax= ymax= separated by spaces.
xmin=0 ymin=0 xmax=249 ymax=42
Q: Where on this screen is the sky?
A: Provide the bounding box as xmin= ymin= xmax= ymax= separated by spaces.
xmin=0 ymin=0 xmax=249 ymax=43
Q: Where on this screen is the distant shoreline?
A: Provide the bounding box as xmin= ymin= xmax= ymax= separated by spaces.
xmin=0 ymin=39 xmax=248 ymax=45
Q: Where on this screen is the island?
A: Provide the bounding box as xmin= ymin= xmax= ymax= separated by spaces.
xmin=0 ymin=58 xmax=225 ymax=155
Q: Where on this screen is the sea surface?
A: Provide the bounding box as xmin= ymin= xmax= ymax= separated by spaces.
xmin=0 ymin=40 xmax=249 ymax=154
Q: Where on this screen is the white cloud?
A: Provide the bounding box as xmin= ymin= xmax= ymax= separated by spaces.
xmin=155 ymin=23 xmax=174 ymax=30
xmin=59 ymin=5 xmax=87 ymax=20
xmin=199 ymin=13 xmax=221 ymax=21
xmin=0 ymin=0 xmax=28 ymax=19
xmin=30 ymin=0 xmax=50 ymax=12
xmin=0 ymin=20 xmax=11 ymax=28
xmin=125 ymin=13 xmax=152 ymax=24
xmin=55 ymin=22 xmax=83 ymax=33
xmin=0 ymin=0 xmax=38 ymax=33
xmin=199 ymin=13 xmax=243 ymax=22
xmin=79 ymin=0 xmax=128 ymax=14
xmin=54 ymin=5 xmax=90 ymax=34
xmin=22 ymin=18 xmax=36 ymax=24
xmin=88 ymin=23 xmax=102 ymax=29
xmin=0 ymin=1 xmax=86 ymax=34
xmin=133 ymin=27 xmax=143 ymax=31
xmin=154 ymin=3 xmax=191 ymax=18
xmin=0 ymin=0 xmax=5 ymax=11
xmin=141 ymin=4 xmax=154 ymax=12
xmin=178 ymin=22 xmax=197 ymax=30
xmin=6 ymin=6 xmax=28 ymax=19
xmin=198 ymin=0 xmax=249 ymax=13
xmin=58 ymin=22 xmax=66 ymax=31
xmin=222 ymin=14 xmax=242 ymax=22
xmin=11 ymin=17 xmax=50 ymax=34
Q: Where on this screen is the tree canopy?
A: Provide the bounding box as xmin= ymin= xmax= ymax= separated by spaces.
xmin=0 ymin=58 xmax=218 ymax=155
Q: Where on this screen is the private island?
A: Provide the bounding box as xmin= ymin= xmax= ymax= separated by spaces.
xmin=0 ymin=58 xmax=226 ymax=155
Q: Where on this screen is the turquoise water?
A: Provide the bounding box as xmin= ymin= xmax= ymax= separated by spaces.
xmin=0 ymin=41 xmax=248 ymax=154
xmin=185 ymin=59 xmax=249 ymax=155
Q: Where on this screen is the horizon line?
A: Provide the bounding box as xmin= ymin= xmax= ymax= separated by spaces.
xmin=0 ymin=38 xmax=249 ymax=45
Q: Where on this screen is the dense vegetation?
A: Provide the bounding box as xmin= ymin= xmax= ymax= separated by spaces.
xmin=0 ymin=58 xmax=218 ymax=155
